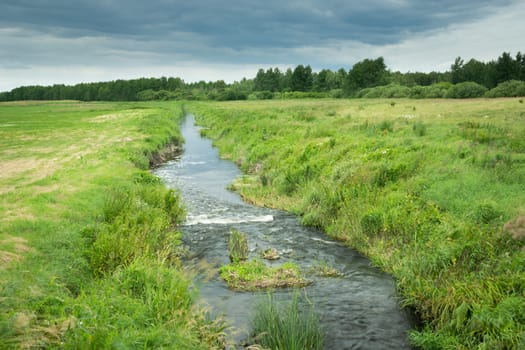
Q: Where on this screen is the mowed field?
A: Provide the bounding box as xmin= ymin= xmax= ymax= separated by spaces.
xmin=0 ymin=101 xmax=225 ymax=349
xmin=188 ymin=98 xmax=525 ymax=349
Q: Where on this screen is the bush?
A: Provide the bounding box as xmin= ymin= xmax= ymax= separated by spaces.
xmin=248 ymin=91 xmax=274 ymax=100
xmin=420 ymin=82 xmax=452 ymax=98
xmin=355 ymin=84 xmax=411 ymax=98
xmin=64 ymin=259 xmax=227 ymax=349
xmin=485 ymin=80 xmax=525 ymax=97
xmin=445 ymin=82 xmax=488 ymax=99
xmin=87 ymin=184 xmax=184 ymax=275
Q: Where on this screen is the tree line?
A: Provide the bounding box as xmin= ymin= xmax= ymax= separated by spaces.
xmin=1 ymin=51 xmax=524 ymax=102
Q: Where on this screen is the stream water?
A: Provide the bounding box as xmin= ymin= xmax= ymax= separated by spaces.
xmin=154 ymin=115 xmax=415 ymax=349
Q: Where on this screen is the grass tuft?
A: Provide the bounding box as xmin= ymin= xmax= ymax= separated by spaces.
xmin=228 ymin=229 xmax=249 ymax=263
xmin=249 ymin=292 xmax=324 ymax=350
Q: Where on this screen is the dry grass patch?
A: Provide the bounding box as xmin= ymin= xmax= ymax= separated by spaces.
xmin=0 ymin=236 xmax=32 ymax=269
xmin=0 ymin=250 xmax=21 ymax=268
xmin=504 ymin=216 xmax=525 ymax=239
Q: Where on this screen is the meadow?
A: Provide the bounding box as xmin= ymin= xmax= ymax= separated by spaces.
xmin=188 ymin=98 xmax=525 ymax=349
xmin=0 ymin=101 xmax=225 ymax=348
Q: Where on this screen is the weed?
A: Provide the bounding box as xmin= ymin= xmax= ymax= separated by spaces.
xmin=360 ymin=211 xmax=384 ymax=236
xmin=228 ymin=229 xmax=249 ymax=263
xmin=469 ymin=202 xmax=502 ymax=224
xmin=309 ymin=260 xmax=344 ymax=277
xmin=249 ymin=292 xmax=324 ymax=350
xmin=412 ymin=121 xmax=427 ymax=136
xmin=379 ymin=120 xmax=394 ymax=132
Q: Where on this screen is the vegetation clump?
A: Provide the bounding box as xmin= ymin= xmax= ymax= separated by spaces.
xmin=228 ymin=229 xmax=249 ymax=263
xmin=262 ymin=247 xmax=280 ymax=260
xmin=219 ymin=260 xmax=311 ymax=291
xmin=309 ymin=260 xmax=344 ymax=278
xmin=248 ymin=293 xmax=324 ymax=350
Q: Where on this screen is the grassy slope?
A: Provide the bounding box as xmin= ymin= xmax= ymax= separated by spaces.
xmin=0 ymin=101 xmax=224 ymax=349
xmin=188 ymin=98 xmax=525 ymax=349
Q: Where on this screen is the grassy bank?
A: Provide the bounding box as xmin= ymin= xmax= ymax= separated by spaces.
xmin=0 ymin=101 xmax=225 ymax=348
xmin=188 ymin=98 xmax=525 ymax=349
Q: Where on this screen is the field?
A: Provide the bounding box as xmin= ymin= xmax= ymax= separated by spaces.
xmin=2 ymin=98 xmax=524 ymax=349
xmin=187 ymin=98 xmax=525 ymax=349
xmin=0 ymin=101 xmax=225 ymax=349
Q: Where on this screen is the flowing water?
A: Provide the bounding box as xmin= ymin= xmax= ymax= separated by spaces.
xmin=154 ymin=115 xmax=415 ymax=349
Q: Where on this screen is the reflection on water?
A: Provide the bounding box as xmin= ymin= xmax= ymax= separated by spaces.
xmin=154 ymin=115 xmax=414 ymax=349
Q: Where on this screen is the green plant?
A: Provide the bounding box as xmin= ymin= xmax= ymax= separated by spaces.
xmin=219 ymin=260 xmax=310 ymax=291
xmin=469 ymin=202 xmax=502 ymax=224
xmin=228 ymin=229 xmax=249 ymax=263
xmin=485 ymin=80 xmax=525 ymax=98
xmin=309 ymin=260 xmax=343 ymax=277
xmin=445 ymin=82 xmax=488 ymax=98
xmin=360 ymin=211 xmax=384 ymax=235
xmin=250 ymin=292 xmax=324 ymax=350
xmin=412 ymin=121 xmax=427 ymax=136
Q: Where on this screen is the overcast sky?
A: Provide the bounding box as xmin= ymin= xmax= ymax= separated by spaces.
xmin=1 ymin=0 xmax=524 ymax=91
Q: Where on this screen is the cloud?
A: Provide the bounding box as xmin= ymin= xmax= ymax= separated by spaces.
xmin=0 ymin=0 xmax=523 ymax=91
xmin=1 ymin=0 xmax=516 ymax=46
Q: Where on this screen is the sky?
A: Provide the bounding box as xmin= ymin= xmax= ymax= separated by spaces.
xmin=1 ymin=0 xmax=524 ymax=91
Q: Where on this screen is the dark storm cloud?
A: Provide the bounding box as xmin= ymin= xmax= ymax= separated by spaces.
xmin=1 ymin=0 xmax=523 ymax=91
xmin=0 ymin=0 xmax=515 ymax=48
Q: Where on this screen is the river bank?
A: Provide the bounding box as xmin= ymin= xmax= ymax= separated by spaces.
xmin=0 ymin=101 xmax=225 ymax=348
xmin=187 ymin=98 xmax=525 ymax=349
xmin=154 ymin=115 xmax=415 ymax=349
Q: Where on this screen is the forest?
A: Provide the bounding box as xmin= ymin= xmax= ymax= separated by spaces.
xmin=1 ymin=52 xmax=524 ymax=102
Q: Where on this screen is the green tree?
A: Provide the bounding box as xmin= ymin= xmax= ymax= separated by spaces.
xmin=291 ymin=65 xmax=313 ymax=92
xmin=345 ymin=57 xmax=388 ymax=94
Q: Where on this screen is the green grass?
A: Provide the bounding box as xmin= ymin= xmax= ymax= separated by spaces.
xmin=187 ymin=98 xmax=525 ymax=349
xmin=219 ymin=260 xmax=311 ymax=291
xmin=228 ymin=229 xmax=248 ymax=263
xmin=0 ymin=101 xmax=225 ymax=349
xmin=249 ymin=292 xmax=324 ymax=350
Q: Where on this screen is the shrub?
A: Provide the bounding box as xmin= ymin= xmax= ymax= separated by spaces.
xmin=445 ymin=82 xmax=487 ymax=99
xmin=228 ymin=229 xmax=248 ymax=263
xmin=87 ymin=184 xmax=184 ymax=275
xmin=421 ymin=82 xmax=452 ymax=98
xmin=250 ymin=293 xmax=324 ymax=350
xmin=357 ymin=84 xmax=411 ymax=98
xmin=485 ymin=80 xmax=525 ymax=97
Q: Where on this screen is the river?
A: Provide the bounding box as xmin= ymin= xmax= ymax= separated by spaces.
xmin=153 ymin=115 xmax=415 ymax=349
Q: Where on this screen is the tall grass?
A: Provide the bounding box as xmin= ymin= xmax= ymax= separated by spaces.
xmin=187 ymin=98 xmax=525 ymax=349
xmin=0 ymin=101 xmax=225 ymax=349
xmin=228 ymin=229 xmax=249 ymax=263
xmin=250 ymin=293 xmax=324 ymax=350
